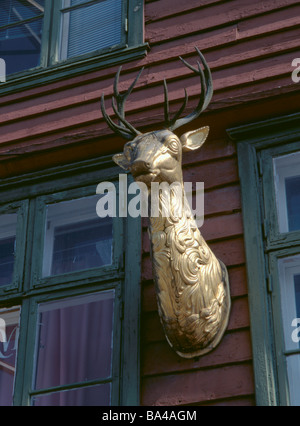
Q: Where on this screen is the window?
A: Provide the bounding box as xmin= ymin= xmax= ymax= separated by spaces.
xmin=32 ymin=290 xmax=116 ymax=406
xmin=42 ymin=196 xmax=113 ymax=276
xmin=274 ymin=152 xmax=300 ymax=233
xmin=0 ymin=0 xmax=44 ymax=75
xmin=59 ymin=0 xmax=123 ymax=61
xmin=0 ymin=202 xmax=28 ymax=294
xmin=277 ymin=255 xmax=300 ymax=406
xmin=0 ymin=156 xmax=141 ymax=406
xmin=0 ymin=214 xmax=18 ymax=287
xmin=229 ymin=112 xmax=300 ymax=406
xmin=0 ymin=0 xmax=147 ymax=94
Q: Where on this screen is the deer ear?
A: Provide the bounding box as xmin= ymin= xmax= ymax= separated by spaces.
xmin=180 ymin=126 xmax=210 ymax=152
xmin=112 ymin=153 xmax=131 ymax=170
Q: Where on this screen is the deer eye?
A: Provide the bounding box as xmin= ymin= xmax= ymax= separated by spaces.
xmin=168 ymin=139 xmax=179 ymax=153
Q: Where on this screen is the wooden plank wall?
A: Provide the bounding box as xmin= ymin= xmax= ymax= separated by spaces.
xmin=0 ymin=0 xmax=300 ymax=176
xmin=1 ymin=0 xmax=300 ymax=406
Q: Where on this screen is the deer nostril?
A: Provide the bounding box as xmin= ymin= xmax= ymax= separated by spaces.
xmin=131 ymin=160 xmax=152 ymax=175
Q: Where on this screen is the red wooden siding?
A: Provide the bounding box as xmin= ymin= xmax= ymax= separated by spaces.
xmin=1 ymin=0 xmax=300 ymax=176
xmin=1 ymin=0 xmax=300 ymax=406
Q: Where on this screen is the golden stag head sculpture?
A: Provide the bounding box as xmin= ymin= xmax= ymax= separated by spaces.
xmin=101 ymin=48 xmax=231 ymax=358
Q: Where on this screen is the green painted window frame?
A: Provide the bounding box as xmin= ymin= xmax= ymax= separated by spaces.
xmin=0 ymin=0 xmax=148 ymax=96
xmin=17 ymin=282 xmax=123 ymax=406
xmin=30 ymin=183 xmax=124 ymax=291
xmin=228 ymin=112 xmax=300 ymax=406
xmin=0 ymin=155 xmax=141 ymax=406
xmin=0 ymin=200 xmax=28 ymax=297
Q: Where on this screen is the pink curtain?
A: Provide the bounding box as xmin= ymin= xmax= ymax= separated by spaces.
xmin=33 ymin=291 xmax=114 ymax=406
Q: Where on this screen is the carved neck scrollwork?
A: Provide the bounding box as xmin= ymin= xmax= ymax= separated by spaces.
xmin=148 ymin=182 xmax=230 ymax=358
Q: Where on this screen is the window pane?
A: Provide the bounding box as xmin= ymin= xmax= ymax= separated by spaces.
xmin=0 ymin=0 xmax=44 ymax=75
xmin=287 ymin=355 xmax=300 ymax=406
xmin=278 ymin=255 xmax=300 ymax=351
xmin=34 ymin=291 xmax=115 ymax=390
xmin=0 ymin=0 xmax=44 ymax=26
xmin=274 ymin=152 xmax=300 ymax=233
xmin=60 ymin=0 xmax=122 ymax=60
xmin=286 ymin=176 xmax=300 ymax=232
xmin=43 ymin=196 xmax=113 ymax=277
xmin=0 ymin=306 xmax=21 ymax=406
xmin=0 ymin=213 xmax=17 ymax=287
xmin=32 ymin=383 xmax=111 ymax=406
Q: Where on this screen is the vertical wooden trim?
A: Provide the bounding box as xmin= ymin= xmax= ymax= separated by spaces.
xmin=59 ymin=0 xmax=71 ymax=62
xmin=0 ymin=201 xmax=29 ymax=296
xmin=49 ymin=0 xmax=63 ymax=65
xmin=12 ymin=298 xmax=31 ymax=406
xmin=29 ymin=197 xmax=46 ymax=289
xmin=14 ymin=201 xmax=29 ymax=293
xmin=268 ymin=251 xmax=291 ymax=406
xmin=260 ymin=150 xmax=279 ymax=243
xmin=120 ymin=175 xmax=141 ymax=406
xmin=236 ymin=141 xmax=278 ymax=406
xmin=39 ymin=0 xmax=53 ymax=68
xmin=127 ymin=0 xmax=144 ymax=47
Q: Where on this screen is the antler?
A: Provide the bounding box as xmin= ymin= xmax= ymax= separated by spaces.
xmin=101 ymin=47 xmax=213 ymax=139
xmin=164 ymin=47 xmax=213 ymax=131
xmin=100 ymin=66 xmax=143 ymax=140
